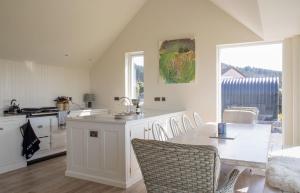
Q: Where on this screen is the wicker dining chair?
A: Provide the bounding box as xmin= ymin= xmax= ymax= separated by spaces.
xmin=170 ymin=117 xmax=185 ymax=137
xmin=182 ymin=114 xmax=195 ymax=132
xmin=132 ymin=139 xmax=240 ymax=193
xmin=152 ymin=121 xmax=169 ymax=141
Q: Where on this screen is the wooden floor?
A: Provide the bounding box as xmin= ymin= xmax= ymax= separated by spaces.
xmin=0 ymin=156 xmax=280 ymax=193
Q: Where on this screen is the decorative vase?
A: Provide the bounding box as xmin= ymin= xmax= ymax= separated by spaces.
xmin=57 ymin=102 xmax=64 ymax=111
xmin=63 ymin=102 xmax=70 ymax=111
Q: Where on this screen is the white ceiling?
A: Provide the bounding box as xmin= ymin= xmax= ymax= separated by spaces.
xmin=0 ymin=0 xmax=147 ymax=67
xmin=0 ymin=0 xmax=299 ymax=67
xmin=210 ymin=0 xmax=300 ymax=41
xmin=210 ymin=0 xmax=264 ymax=38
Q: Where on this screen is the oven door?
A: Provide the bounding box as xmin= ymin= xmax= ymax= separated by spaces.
xmin=28 ymin=117 xmax=51 ymax=138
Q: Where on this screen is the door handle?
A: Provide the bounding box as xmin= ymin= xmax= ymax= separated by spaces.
xmin=39 ymin=136 xmax=49 ymax=139
xmin=0 ymin=128 xmax=3 ymax=131
xmin=37 ymin=125 xmax=43 ymax=129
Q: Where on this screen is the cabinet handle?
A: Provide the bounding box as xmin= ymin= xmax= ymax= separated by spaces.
xmin=37 ymin=125 xmax=43 ymax=129
xmin=90 ymin=131 xmax=98 ymax=138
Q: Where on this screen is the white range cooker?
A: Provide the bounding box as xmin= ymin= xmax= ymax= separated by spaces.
xmin=22 ymin=107 xmax=67 ymax=163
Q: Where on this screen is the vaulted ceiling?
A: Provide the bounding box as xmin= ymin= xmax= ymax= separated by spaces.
xmin=210 ymin=0 xmax=300 ymax=40
xmin=0 ymin=0 xmax=147 ymax=67
xmin=0 ymin=0 xmax=299 ymax=67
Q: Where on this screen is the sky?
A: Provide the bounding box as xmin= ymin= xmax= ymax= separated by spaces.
xmin=132 ymin=55 xmax=144 ymax=66
xmin=220 ymin=43 xmax=282 ymax=71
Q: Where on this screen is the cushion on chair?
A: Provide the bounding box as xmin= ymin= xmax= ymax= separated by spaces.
xmin=223 ymin=109 xmax=257 ymax=124
xmin=266 ymin=147 xmax=300 ymax=193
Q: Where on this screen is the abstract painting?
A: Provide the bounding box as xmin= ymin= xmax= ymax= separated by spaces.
xmin=159 ymin=38 xmax=195 ymax=84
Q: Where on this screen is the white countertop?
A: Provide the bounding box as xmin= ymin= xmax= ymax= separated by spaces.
xmin=67 ymin=109 xmax=185 ymax=124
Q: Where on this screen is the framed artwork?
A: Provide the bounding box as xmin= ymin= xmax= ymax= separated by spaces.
xmin=159 ymin=38 xmax=195 ymax=84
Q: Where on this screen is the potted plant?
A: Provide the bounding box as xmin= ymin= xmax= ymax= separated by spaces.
xmin=54 ymin=96 xmax=70 ymax=111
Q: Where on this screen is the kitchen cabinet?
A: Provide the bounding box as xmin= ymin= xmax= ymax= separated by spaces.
xmin=85 ymin=126 xmax=122 ymax=176
xmin=0 ymin=116 xmax=27 ymax=174
xmin=66 ymin=110 xmax=184 ymax=188
xmin=66 ymin=121 xmax=124 ymax=186
xmin=128 ymin=121 xmax=148 ymax=179
xmin=0 ymin=114 xmax=67 ymax=174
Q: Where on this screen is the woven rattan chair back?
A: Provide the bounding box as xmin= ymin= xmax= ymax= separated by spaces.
xmin=193 ymin=112 xmax=204 ymax=128
xmin=170 ymin=117 xmax=185 ymax=137
xmin=182 ymin=114 xmax=195 ymax=132
xmin=132 ymin=139 xmax=221 ymax=193
xmin=152 ymin=121 xmax=169 ymax=141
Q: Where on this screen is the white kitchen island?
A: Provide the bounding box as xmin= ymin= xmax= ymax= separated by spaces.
xmin=65 ymin=109 xmax=184 ymax=188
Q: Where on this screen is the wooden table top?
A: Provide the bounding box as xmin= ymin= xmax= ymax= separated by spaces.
xmin=169 ymin=123 xmax=271 ymax=169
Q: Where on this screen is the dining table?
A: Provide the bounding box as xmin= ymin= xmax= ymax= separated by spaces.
xmin=169 ymin=123 xmax=272 ymax=170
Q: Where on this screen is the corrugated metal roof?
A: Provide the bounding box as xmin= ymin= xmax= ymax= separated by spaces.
xmin=222 ymin=77 xmax=279 ymax=84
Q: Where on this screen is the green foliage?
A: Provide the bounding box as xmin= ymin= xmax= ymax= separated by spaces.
xmin=136 ymin=81 xmax=144 ymax=95
xmin=221 ymin=63 xmax=282 ymax=87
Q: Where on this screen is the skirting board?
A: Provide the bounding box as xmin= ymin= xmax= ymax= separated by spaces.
xmin=65 ymin=170 xmax=126 ymax=188
xmin=0 ymin=162 xmax=27 ymax=175
xmin=65 ymin=170 xmax=143 ymax=189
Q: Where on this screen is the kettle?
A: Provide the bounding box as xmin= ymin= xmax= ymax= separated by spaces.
xmin=8 ymin=99 xmax=20 ymax=114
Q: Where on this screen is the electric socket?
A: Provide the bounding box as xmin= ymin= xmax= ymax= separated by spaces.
xmin=114 ymin=97 xmax=120 ymax=101
xmin=154 ymin=97 xmax=161 ymax=101
xmin=162 ymin=97 xmax=166 ymax=101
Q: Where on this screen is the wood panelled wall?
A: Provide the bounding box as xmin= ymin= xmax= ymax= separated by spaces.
xmin=0 ymin=59 xmax=90 ymax=114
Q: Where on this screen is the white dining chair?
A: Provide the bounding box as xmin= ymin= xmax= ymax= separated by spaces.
xmin=182 ymin=114 xmax=195 ymax=132
xmin=193 ymin=112 xmax=204 ymax=128
xmin=152 ymin=121 xmax=169 ymax=141
xmin=223 ymin=109 xmax=257 ymax=124
xmin=170 ymin=117 xmax=185 ymax=137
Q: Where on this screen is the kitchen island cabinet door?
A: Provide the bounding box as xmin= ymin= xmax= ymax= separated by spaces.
xmin=128 ymin=122 xmax=147 ymax=179
xmin=68 ymin=126 xmax=86 ymax=169
xmin=97 ymin=126 xmax=123 ymax=177
xmin=67 ymin=122 xmax=125 ymax=185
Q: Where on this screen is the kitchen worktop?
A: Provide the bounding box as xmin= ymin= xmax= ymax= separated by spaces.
xmin=66 ymin=108 xmax=185 ymax=124
xmin=0 ymin=114 xmax=26 ymax=122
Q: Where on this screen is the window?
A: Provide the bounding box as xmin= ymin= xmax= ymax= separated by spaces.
xmin=125 ymin=52 xmax=144 ymax=102
xmin=217 ymin=42 xmax=282 ymax=123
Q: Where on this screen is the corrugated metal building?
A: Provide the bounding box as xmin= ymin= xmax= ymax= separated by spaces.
xmin=221 ymin=77 xmax=280 ymax=121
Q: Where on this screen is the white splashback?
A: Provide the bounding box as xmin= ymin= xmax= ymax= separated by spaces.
xmin=0 ymin=59 xmax=90 ymax=114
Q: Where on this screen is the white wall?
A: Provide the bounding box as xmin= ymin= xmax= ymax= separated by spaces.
xmin=0 ymin=59 xmax=90 ymax=114
xmin=283 ymin=35 xmax=300 ymax=145
xmin=91 ymin=0 xmax=261 ymax=122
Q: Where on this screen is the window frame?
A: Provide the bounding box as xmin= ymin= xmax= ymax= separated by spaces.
xmin=125 ymin=51 xmax=144 ymax=100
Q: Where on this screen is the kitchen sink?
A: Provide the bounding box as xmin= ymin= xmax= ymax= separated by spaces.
xmin=114 ymin=112 xmax=137 ymax=120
